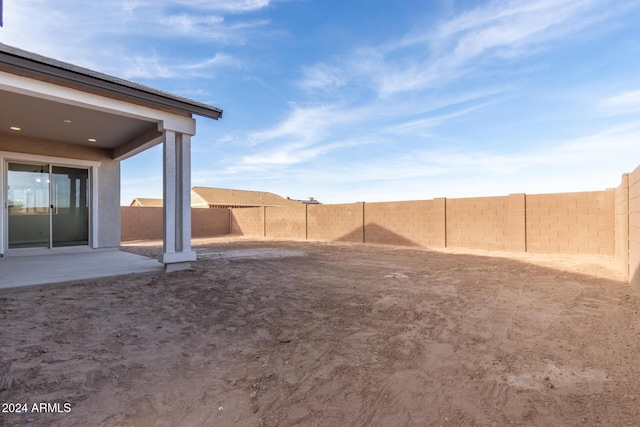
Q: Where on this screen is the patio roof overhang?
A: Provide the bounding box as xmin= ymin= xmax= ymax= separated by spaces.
xmin=0 ymin=43 xmax=222 ymax=160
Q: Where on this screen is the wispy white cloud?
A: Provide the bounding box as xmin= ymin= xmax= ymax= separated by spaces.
xmin=169 ymin=0 xmax=272 ymax=14
xmin=211 ymin=120 xmax=640 ymax=203
xmin=287 ymin=0 xmax=632 ymax=100
xmin=0 ymin=0 xmax=268 ymax=79
xmin=247 ymin=104 xmax=340 ymax=146
xmin=184 ymin=53 xmax=241 ymax=70
xmin=122 ymin=54 xmax=177 ymax=79
xmin=234 ymin=85 xmax=506 ymax=169
xmin=165 ymin=13 xmax=225 ymax=34
xmin=298 ymin=63 xmax=348 ymax=92
xmin=374 ymin=0 xmax=614 ymax=96
xmin=382 ymin=99 xmax=502 ymax=137
xmin=120 ymin=52 xmax=241 ymax=79
xmin=237 ymin=0 xmax=637 ymax=175
xmin=600 ymin=90 xmax=640 ymax=114
xmin=241 ymin=143 xmax=327 ymax=166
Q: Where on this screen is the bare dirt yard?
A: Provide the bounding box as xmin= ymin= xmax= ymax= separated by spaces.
xmin=1 ymin=237 xmax=640 ymax=426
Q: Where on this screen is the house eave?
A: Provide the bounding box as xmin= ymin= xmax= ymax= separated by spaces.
xmin=0 ymin=43 xmax=223 ymax=120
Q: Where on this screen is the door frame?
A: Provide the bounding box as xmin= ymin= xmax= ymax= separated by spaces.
xmin=0 ymin=151 xmax=101 ymax=255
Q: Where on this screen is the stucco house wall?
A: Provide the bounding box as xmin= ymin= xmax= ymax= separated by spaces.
xmin=97 ymin=160 xmax=121 ymax=248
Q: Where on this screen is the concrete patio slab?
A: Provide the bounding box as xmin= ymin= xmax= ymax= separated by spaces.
xmin=0 ymin=250 xmax=164 ymax=290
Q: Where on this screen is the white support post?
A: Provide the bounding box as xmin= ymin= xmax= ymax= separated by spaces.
xmin=159 ymin=129 xmax=196 ymax=272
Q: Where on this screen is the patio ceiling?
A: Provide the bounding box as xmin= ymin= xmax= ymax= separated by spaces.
xmin=0 ymin=88 xmax=157 ymax=149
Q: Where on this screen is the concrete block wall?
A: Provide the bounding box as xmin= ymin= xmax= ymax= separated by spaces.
xmin=526 ymin=191 xmax=614 ymax=255
xmin=192 ymin=208 xmax=230 ymax=238
xmin=121 ymin=207 xmax=230 ymax=241
xmin=628 ymin=166 xmax=640 ymax=290
xmin=265 ymin=205 xmax=307 ymax=240
xmin=506 ymin=194 xmax=527 ymax=252
xmin=307 ymin=203 xmax=364 ymax=243
xmin=446 ymin=195 xmax=524 ymax=251
xmin=615 ymin=175 xmax=629 ymax=278
xmin=364 ymin=198 xmax=446 ymax=247
xmin=119 ymin=164 xmax=640 ymax=288
xmin=121 ymin=207 xmax=163 ymax=241
xmin=230 ymin=207 xmax=264 ymax=237
xmin=230 ymin=192 xmax=614 ymax=256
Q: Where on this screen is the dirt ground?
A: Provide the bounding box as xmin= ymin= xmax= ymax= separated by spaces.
xmin=1 ymin=237 xmax=640 ymax=426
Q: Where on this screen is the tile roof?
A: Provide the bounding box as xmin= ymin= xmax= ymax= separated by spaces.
xmin=130 ymin=198 xmax=164 ymax=207
xmin=191 ymin=187 xmax=300 ymax=207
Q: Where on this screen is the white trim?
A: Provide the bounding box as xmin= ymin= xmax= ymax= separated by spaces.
xmin=0 ymin=151 xmax=100 ymax=254
xmin=162 ymin=130 xmax=177 ymax=254
xmin=0 ymin=151 xmax=101 ymax=169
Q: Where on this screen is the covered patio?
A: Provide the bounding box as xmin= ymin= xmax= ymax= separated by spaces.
xmin=0 ymin=43 xmax=222 ymax=285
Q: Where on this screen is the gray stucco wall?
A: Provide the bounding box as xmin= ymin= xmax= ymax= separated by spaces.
xmin=97 ymin=159 xmax=121 ymax=248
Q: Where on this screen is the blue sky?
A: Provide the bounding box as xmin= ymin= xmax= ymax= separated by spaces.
xmin=2 ymin=0 xmax=640 ymax=205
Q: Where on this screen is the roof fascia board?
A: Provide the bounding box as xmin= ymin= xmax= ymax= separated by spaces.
xmin=190 ymin=190 xmax=209 ymax=207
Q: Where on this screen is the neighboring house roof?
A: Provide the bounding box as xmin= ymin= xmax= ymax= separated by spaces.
xmin=0 ymin=43 xmax=223 ymax=120
xmin=191 ymin=187 xmax=301 ymax=208
xmin=130 ymin=188 xmax=308 ymax=208
xmin=130 ymin=198 xmax=164 ymax=207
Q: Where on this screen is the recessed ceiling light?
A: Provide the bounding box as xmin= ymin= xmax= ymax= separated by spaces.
xmin=88 ymin=138 xmax=97 ymax=142
xmin=63 ymin=119 xmax=72 ymax=123
xmin=10 ymin=126 xmax=21 ymax=131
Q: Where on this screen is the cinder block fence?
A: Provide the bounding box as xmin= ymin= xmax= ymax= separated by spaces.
xmin=230 ymin=191 xmax=615 ymax=256
xmin=121 ymin=165 xmax=640 ymax=289
xmin=121 ymin=207 xmax=230 ymax=241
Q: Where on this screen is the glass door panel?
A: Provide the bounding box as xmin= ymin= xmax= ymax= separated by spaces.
xmin=7 ymin=163 xmax=51 ymax=249
xmin=52 ymin=166 xmax=89 ymax=247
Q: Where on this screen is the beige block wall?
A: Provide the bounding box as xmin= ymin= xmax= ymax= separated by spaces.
xmin=307 ymin=203 xmax=364 ymax=243
xmin=446 ymin=195 xmax=519 ymax=251
xmin=121 ymin=207 xmax=230 ymax=241
xmin=629 ymin=166 xmax=640 ymax=290
xmin=615 ymin=175 xmax=630 ymax=279
xmin=192 ymin=208 xmax=230 ymax=237
xmin=121 ymin=207 xmax=163 ymax=241
xmin=230 ymin=207 xmax=264 ymax=236
xmin=229 ymin=192 xmax=613 ymax=256
xmin=526 ymin=191 xmax=614 ymax=255
xmin=364 ymin=198 xmax=446 ymax=247
xmin=165 ymin=170 xmax=640 ymax=289
xmin=265 ymin=206 xmax=307 ymax=240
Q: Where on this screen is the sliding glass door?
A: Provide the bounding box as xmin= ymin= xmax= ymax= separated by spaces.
xmin=7 ymin=163 xmax=89 ymax=249
xmin=51 ymin=166 xmax=89 ymax=247
xmin=7 ymin=163 xmax=50 ymax=248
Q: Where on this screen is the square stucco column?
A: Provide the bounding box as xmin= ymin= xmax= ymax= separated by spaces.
xmin=158 ymin=130 xmax=196 ymax=272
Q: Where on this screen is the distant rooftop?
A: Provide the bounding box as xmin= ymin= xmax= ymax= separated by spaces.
xmin=192 ymin=187 xmax=301 ymax=208
xmin=130 ymin=188 xmax=310 ymax=208
xmin=130 ymin=198 xmax=164 ymax=207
